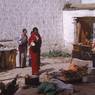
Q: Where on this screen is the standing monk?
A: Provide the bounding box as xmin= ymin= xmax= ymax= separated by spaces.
xmin=19 ymin=29 xmax=28 ymax=68
xmin=29 ymin=27 xmax=42 ymax=77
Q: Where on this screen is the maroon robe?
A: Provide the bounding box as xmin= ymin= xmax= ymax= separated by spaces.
xmin=29 ymin=32 xmax=42 ymax=75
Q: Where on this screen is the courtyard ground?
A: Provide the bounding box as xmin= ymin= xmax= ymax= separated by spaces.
xmin=0 ymin=57 xmax=95 ymax=95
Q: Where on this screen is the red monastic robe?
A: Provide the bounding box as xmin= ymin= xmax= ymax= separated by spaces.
xmin=29 ymin=32 xmax=42 ymax=75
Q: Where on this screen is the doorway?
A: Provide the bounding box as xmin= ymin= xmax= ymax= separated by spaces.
xmin=72 ymin=17 xmax=95 ymax=60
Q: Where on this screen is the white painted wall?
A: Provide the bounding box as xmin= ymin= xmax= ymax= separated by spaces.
xmin=63 ymin=10 xmax=95 ymax=51
xmin=81 ymin=0 xmax=95 ymax=4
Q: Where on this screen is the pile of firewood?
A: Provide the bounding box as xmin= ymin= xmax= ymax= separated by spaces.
xmin=58 ymin=64 xmax=88 ymax=83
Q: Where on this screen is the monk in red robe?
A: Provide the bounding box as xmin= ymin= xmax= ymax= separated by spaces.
xmin=29 ymin=27 xmax=42 ymax=76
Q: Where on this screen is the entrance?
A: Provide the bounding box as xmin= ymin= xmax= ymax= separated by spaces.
xmin=72 ymin=17 xmax=95 ymax=60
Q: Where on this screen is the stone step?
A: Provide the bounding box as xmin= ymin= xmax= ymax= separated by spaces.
xmin=83 ymin=75 xmax=95 ymax=83
xmin=88 ymin=68 xmax=95 ymax=75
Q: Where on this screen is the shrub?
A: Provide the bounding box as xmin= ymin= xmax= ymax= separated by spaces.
xmin=41 ymin=50 xmax=71 ymax=58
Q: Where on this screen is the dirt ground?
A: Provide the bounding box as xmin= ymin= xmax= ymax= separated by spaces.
xmin=0 ymin=57 xmax=95 ymax=95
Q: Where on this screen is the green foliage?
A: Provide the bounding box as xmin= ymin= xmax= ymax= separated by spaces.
xmin=64 ymin=2 xmax=72 ymax=9
xmin=41 ymin=50 xmax=71 ymax=58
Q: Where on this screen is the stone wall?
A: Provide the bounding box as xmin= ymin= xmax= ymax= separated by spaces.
xmin=0 ymin=0 xmax=81 ymax=53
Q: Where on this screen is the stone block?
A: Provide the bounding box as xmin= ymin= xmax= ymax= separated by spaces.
xmin=87 ymin=75 xmax=95 ymax=83
xmin=88 ymin=68 xmax=95 ymax=75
